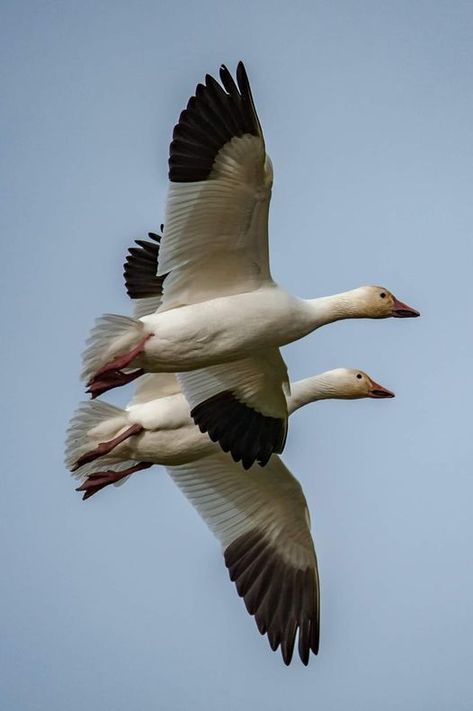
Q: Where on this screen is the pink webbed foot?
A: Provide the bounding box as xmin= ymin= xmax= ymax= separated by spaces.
xmin=87 ymin=368 xmax=145 ymax=399
xmin=76 ymin=462 xmax=153 ymax=500
xmin=71 ymin=423 xmax=144 ymax=472
xmin=86 ymin=334 xmax=151 ymax=398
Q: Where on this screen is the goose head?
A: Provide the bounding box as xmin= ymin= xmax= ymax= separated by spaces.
xmin=350 ymin=286 xmax=420 ymax=319
xmin=323 ymin=368 xmax=395 ymax=399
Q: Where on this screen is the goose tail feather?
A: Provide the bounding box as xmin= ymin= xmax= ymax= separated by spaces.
xmin=81 ymin=314 xmax=145 ymax=384
xmin=64 ymin=400 xmax=134 ymax=479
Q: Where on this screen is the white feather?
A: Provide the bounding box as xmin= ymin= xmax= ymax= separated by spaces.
xmin=167 ymin=451 xmax=316 ymax=570
xmin=177 ymin=348 xmax=288 ymax=418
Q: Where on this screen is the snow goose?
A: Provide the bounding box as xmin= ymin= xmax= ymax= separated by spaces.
xmin=82 ymin=63 xmax=418 ymax=468
xmin=66 ymin=368 xmax=394 ymax=496
xmin=66 ymin=370 xmax=393 ymax=665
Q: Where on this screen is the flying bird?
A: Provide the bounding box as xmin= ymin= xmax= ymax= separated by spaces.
xmin=67 ymin=61 xmax=419 ymax=663
xmin=66 ymin=367 xmax=394 ymax=665
xmin=83 ymin=93 xmax=418 ymax=471
xmin=67 ymin=367 xmax=394 ymax=495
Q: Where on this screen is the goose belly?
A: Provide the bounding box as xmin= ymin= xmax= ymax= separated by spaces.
xmin=120 ymin=424 xmax=217 ymax=466
xmin=141 ymin=288 xmax=305 ymax=369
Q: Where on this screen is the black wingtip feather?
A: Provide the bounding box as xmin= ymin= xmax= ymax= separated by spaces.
xmin=169 ymin=62 xmax=261 ymax=182
xmin=123 ymin=230 xmax=168 ymax=300
xmin=191 ymin=391 xmax=286 ymax=470
xmin=224 ymin=528 xmax=319 ymax=666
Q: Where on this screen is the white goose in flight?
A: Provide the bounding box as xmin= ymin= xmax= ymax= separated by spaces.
xmin=66 ymin=369 xmax=394 ymax=665
xmin=66 ymin=367 xmax=394 ymax=493
xmin=82 ymin=63 xmax=418 ymax=469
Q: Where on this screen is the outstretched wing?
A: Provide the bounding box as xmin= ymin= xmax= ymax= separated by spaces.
xmin=167 ymin=452 xmax=319 ymax=666
xmin=158 ymin=62 xmax=274 ymax=310
xmin=177 ymin=348 xmax=289 ymax=469
xmin=121 ymin=65 xmax=284 ymax=465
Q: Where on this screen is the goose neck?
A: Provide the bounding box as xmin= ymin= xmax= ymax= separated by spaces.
xmin=304 ymin=291 xmax=360 ymax=329
xmin=287 ymin=375 xmax=337 ymax=414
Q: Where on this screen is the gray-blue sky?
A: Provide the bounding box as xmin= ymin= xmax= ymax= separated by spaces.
xmin=1 ymin=1 xmax=472 ymax=709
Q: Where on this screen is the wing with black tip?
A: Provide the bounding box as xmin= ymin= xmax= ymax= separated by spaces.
xmin=177 ymin=348 xmax=289 ymax=469
xmin=167 ymin=452 xmax=319 ymax=665
xmin=159 ymin=62 xmax=274 ymax=310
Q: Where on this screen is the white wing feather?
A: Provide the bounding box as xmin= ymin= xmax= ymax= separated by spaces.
xmin=167 ymin=451 xmax=320 ymax=664
xmin=177 ymin=348 xmax=288 ymax=419
xmin=126 ymin=373 xmax=181 ymax=408
xmin=167 ymin=451 xmax=315 ymax=562
xmin=160 ymin=136 xmax=273 ymax=310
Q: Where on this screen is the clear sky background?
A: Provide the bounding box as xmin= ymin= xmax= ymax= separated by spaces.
xmin=2 ymin=1 xmax=472 ymax=709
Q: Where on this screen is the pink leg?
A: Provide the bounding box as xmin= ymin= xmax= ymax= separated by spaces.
xmin=87 ymin=368 xmax=145 ymax=399
xmin=92 ymin=335 xmax=152 ymax=379
xmin=76 ymin=462 xmax=153 ymax=500
xmin=72 ymin=423 xmax=144 ymax=472
xmin=86 ymin=334 xmax=152 ymax=397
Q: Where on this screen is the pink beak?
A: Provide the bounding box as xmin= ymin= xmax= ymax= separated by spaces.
xmin=368 ymin=379 xmax=395 ymax=398
xmin=391 ymin=296 xmax=420 ymax=318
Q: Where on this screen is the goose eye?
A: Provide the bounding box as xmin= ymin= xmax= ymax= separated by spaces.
xmin=356 ymin=373 xmax=362 ymax=379
xmin=380 ymin=292 xmax=386 ymax=299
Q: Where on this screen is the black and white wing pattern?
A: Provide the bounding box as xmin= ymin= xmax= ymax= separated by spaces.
xmin=158 ymin=62 xmax=274 ymax=310
xmin=167 ymin=452 xmax=320 ymax=665
xmin=178 ymin=348 xmax=289 ymax=469
xmin=121 ymin=65 xmax=288 ymax=467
